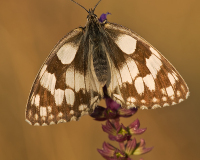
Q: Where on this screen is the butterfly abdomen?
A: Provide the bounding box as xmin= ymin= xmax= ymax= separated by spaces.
xmin=93 ymin=44 xmax=108 ymax=84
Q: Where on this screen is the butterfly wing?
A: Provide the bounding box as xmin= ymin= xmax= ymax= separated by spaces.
xmin=103 ymin=22 xmax=189 ymax=109
xmin=26 ymin=28 xmax=102 ymax=126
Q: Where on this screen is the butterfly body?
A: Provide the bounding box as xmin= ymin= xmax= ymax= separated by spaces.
xmin=86 ymin=11 xmax=109 ymax=85
xmin=26 ymin=5 xmax=189 ymax=126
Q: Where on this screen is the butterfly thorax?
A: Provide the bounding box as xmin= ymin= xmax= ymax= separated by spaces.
xmin=86 ymin=12 xmax=109 ymax=86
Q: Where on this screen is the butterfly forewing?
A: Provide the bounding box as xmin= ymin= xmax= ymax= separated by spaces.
xmin=26 ymin=28 xmax=102 ymax=126
xmin=104 ymin=23 xmax=189 ymax=109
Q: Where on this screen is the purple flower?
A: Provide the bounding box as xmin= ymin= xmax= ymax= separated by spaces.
xmin=98 ymin=139 xmax=153 ymax=159
xmin=120 ymin=138 xmax=153 ymax=156
xmin=98 ymin=142 xmax=133 ymax=160
xmin=133 ymin=139 xmax=153 ymax=155
xmin=102 ymin=118 xmax=146 ymax=142
xmin=99 ymin=12 xmax=111 ymax=22
xmin=94 ymin=87 xmax=153 ymax=159
xmin=90 ymin=97 xmax=137 ymax=121
xmin=128 ymin=119 xmax=146 ymax=135
xmin=102 ymin=120 xmax=131 ymax=142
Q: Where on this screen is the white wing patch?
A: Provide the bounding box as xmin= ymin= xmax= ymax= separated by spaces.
xmin=34 ymin=94 xmax=40 ymax=107
xmin=126 ymin=57 xmax=139 ymax=80
xmin=57 ymin=44 xmax=78 ymax=64
xmin=90 ymin=96 xmax=99 ymax=105
xmin=166 ymin=86 xmax=174 ymax=97
xmin=113 ymin=93 xmax=124 ymax=102
xmin=65 ymin=88 xmax=75 ymax=105
xmin=143 ymin=74 xmax=155 ymax=91
xmin=40 ymin=107 xmax=47 ymax=117
xmin=55 ymin=89 xmax=65 ymax=106
xmin=66 ymin=66 xmax=75 ymax=88
xmin=79 ymin=104 xmax=87 ymax=111
xmin=114 ymin=67 xmax=122 ymax=87
xmin=115 ymin=34 xmax=137 ymax=54
xmin=177 ymin=90 xmax=181 ymax=97
xmin=40 ymin=71 xmax=56 ymax=94
xmin=39 ymin=65 xmax=47 ymax=78
xmin=172 ymin=72 xmax=179 ymax=81
xmin=168 ymin=73 xmax=176 ymax=86
xmin=146 ymin=54 xmax=162 ymax=78
xmin=47 ymin=106 xmax=52 ymax=113
xmin=75 ymin=70 xmax=85 ymax=92
xmin=120 ymin=64 xmax=132 ymax=84
xmin=69 ymin=110 xmax=74 ymax=115
xmin=150 ymin=47 xmax=161 ymax=58
xmin=127 ymin=97 xmax=136 ymax=103
xmin=134 ymin=77 xmax=144 ymax=95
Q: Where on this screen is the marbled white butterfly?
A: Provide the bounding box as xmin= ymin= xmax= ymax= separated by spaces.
xmin=25 ymin=0 xmax=189 ymax=126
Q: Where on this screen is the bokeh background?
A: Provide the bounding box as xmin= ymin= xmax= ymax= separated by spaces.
xmin=0 ymin=0 xmax=199 ymax=159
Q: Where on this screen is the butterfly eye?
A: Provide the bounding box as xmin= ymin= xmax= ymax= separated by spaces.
xmin=87 ymin=14 xmax=97 ymax=20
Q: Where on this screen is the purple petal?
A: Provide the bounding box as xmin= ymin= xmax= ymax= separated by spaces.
xmin=125 ymin=138 xmax=136 ymax=155
xmin=103 ymin=142 xmax=116 ymax=151
xmin=139 ymin=138 xmax=145 ymax=147
xmin=106 ymin=98 xmax=121 ymax=110
xmin=119 ymin=142 xmax=125 ymax=152
xmin=90 ymin=106 xmax=107 ymax=121
xmin=98 ymin=142 xmax=129 ymax=160
xmin=110 ymin=118 xmax=120 ymax=129
xmin=97 ymin=142 xmax=116 ymax=158
xmin=102 ymin=120 xmax=117 ymax=136
xmin=129 ymin=119 xmax=140 ymax=129
xmin=97 ymin=149 xmax=112 ymax=160
xmin=128 ymin=119 xmax=146 ymax=135
xmin=129 ymin=128 xmax=147 ymax=135
xmin=108 ymin=134 xmax=117 ymax=141
xmin=134 ymin=146 xmax=154 ymax=155
xmin=133 ymin=139 xmax=154 ymax=155
xmin=97 ymin=149 xmax=109 ymax=158
xmin=99 ymin=12 xmax=111 ymax=22
xmin=118 ymin=108 xmax=138 ymax=117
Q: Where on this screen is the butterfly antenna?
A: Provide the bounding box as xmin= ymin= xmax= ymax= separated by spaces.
xmin=70 ymin=0 xmax=89 ymax=13
xmin=93 ymin=0 xmax=102 ymax=11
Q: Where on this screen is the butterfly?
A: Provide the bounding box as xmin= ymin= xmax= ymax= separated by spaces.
xmin=25 ymin=0 xmax=189 ymax=126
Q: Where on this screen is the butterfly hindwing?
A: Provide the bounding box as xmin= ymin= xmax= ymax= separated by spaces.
xmin=104 ymin=22 xmax=189 ymax=109
xmin=26 ymin=28 xmax=102 ymax=126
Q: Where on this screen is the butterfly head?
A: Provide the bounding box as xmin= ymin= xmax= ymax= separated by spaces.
xmin=71 ymin=0 xmax=102 ymax=21
xmin=86 ymin=9 xmax=98 ymax=22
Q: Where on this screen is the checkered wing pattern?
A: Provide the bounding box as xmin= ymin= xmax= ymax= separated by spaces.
xmin=104 ymin=23 xmax=189 ymax=109
xmin=26 ymin=28 xmax=102 ymax=126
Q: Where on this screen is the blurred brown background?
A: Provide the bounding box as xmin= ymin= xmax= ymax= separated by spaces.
xmin=0 ymin=0 xmax=199 ymax=160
